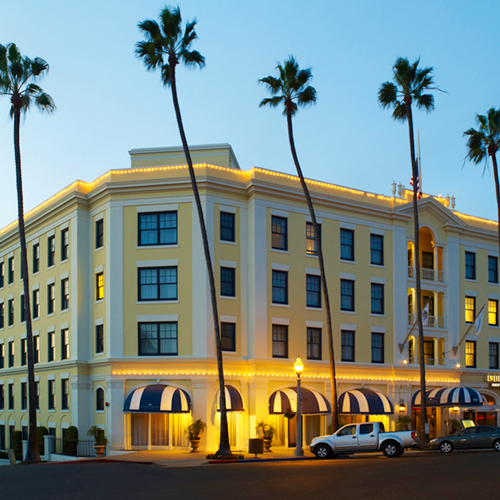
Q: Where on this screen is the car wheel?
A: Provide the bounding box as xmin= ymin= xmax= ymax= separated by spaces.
xmin=314 ymin=444 xmax=332 ymax=459
xmin=439 ymin=441 xmax=453 ymax=453
xmin=382 ymin=441 xmax=400 ymax=458
xmin=396 ymin=447 xmax=405 ymax=457
xmin=494 ymin=440 xmax=500 ymax=452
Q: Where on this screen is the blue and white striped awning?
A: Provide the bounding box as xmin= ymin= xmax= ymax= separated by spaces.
xmin=412 ymin=387 xmax=483 ymax=407
xmin=269 ymin=387 xmax=331 ymax=415
xmin=123 ymin=385 xmax=191 ymax=413
xmin=338 ymin=388 xmax=394 ymax=415
xmin=216 ymin=385 xmax=245 ymax=412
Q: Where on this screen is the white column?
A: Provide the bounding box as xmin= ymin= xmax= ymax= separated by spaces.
xmin=107 ymin=378 xmax=126 ymax=448
xmin=70 ymin=376 xmax=92 ymax=434
xmin=393 ymin=226 xmax=408 ymax=363
xmin=447 ymin=236 xmax=461 ymax=364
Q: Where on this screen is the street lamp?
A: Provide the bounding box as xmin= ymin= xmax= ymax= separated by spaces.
xmin=294 ymin=356 xmax=304 ymax=457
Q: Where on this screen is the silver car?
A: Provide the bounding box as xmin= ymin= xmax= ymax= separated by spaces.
xmin=429 ymin=426 xmax=500 ymax=453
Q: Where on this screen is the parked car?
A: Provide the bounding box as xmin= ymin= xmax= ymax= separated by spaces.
xmin=310 ymin=422 xmax=418 ymax=459
xmin=429 ymin=426 xmax=500 ymax=453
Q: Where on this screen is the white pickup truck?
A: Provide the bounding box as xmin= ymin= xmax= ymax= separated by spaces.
xmin=310 ymin=422 xmax=418 ymax=458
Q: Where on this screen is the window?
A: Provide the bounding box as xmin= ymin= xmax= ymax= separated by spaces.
xmin=306 ymin=275 xmax=321 ymax=308
xmin=8 ymin=341 xmax=14 ymax=367
xmin=220 ymin=268 xmax=236 ymax=297
xmin=307 ymin=327 xmax=322 ymax=360
xmin=34 ymin=336 xmax=39 ymax=364
xmin=371 ymin=333 xmax=384 ymax=363
xmin=340 ymin=229 xmax=354 ymax=261
xmin=371 ymin=283 xmax=384 ymax=314
xmin=60 ymin=279 xmax=69 ymax=310
xmin=8 ymin=383 xmax=14 ymax=410
xmin=0 ymin=386 xmax=3 ymax=411
xmin=221 ymin=323 xmax=236 ymax=351
xmin=32 ymin=243 xmax=40 ymax=274
xmin=306 ymin=222 xmax=321 ymax=256
xmin=220 ymin=212 xmax=235 ymax=242
xmin=0 ymin=262 xmax=3 ymax=288
xmin=370 ymin=234 xmax=384 ymax=265
xmin=271 ymin=216 xmax=287 ymax=250
xmin=422 ymin=251 xmax=433 ymax=269
xmin=95 ymin=219 xmax=104 ymax=249
xmin=21 ymin=382 xmax=27 ymax=410
xmin=48 ymin=380 xmax=55 ymax=410
xmin=272 ymin=325 xmax=288 ymax=358
xmin=423 ymin=340 xmax=435 ymax=364
xmin=32 ymin=290 xmax=39 ymax=319
xmin=95 ymin=325 xmax=104 ymax=354
xmin=272 ymin=270 xmax=288 ymax=304
xmin=61 ymin=329 xmax=69 ymax=360
xmin=48 ymin=236 xmax=55 ymax=267
xmin=21 ymin=338 xmax=27 ymax=366
xmin=61 ymin=379 xmax=69 ymax=410
xmin=340 ymin=279 xmax=354 ymax=311
xmin=465 ymin=251 xmax=476 ymax=280
xmin=93 ymin=272 xmax=104 ymax=301
xmin=138 ymin=322 xmax=178 ymax=355
xmin=359 ymin=423 xmax=374 ymax=435
xmin=0 ymin=303 xmax=3 ymax=329
xmin=0 ymin=344 xmax=3 ymax=368
xmin=341 ymin=330 xmax=355 ymax=362
xmin=47 ymin=283 xmax=55 ymax=314
xmin=0 ymin=424 xmax=4 ymax=450
xmin=489 ymin=342 xmax=499 ymax=369
xmin=48 ymin=331 xmax=55 ymax=362
xmin=465 ymin=340 xmax=476 ymax=368
xmin=138 ymin=212 xmax=177 ymax=246
xmin=138 ymin=267 xmax=177 ymax=301
xmin=8 ymin=298 xmax=14 ymax=326
xmin=489 ymin=256 xmax=498 ymax=284
xmin=423 ymin=295 xmax=435 ymax=317
xmin=20 ymin=294 xmax=25 ymax=323
xmin=465 ymin=296 xmax=476 ymax=323
xmin=489 ymin=299 xmax=498 ymax=326
xmin=8 ymin=257 xmax=14 ymax=284
xmin=96 ymin=388 xmax=105 ymax=411
xmin=61 ymin=228 xmax=69 ymax=261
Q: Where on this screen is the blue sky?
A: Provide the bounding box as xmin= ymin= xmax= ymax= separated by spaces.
xmin=1 ymin=0 xmax=499 ymax=230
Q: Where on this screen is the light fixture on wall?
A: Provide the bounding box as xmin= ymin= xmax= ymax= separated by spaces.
xmin=294 ymin=357 xmax=304 ymax=457
xmin=399 ymin=400 xmax=406 ymax=414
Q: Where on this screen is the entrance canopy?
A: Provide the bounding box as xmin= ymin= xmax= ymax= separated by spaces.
xmin=412 ymin=387 xmax=482 ymax=408
xmin=269 ymin=387 xmax=331 ymax=415
xmin=124 ymin=384 xmax=191 ymax=413
xmin=216 ymin=385 xmax=245 ymax=412
xmin=338 ymin=388 xmax=393 ymax=415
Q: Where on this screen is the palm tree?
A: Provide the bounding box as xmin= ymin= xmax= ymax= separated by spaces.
xmin=464 ymin=108 xmax=500 ymax=256
xmin=260 ymin=57 xmax=339 ymax=432
xmin=0 ymin=43 xmax=55 ymax=463
xmin=136 ymin=6 xmax=231 ymax=457
xmin=378 ymin=57 xmax=437 ymax=449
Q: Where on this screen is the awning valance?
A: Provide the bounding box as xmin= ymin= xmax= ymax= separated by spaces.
xmin=412 ymin=387 xmax=483 ymax=408
xmin=216 ymin=385 xmax=245 ymax=412
xmin=123 ymin=384 xmax=191 ymax=413
xmin=269 ymin=387 xmax=330 ymax=415
xmin=338 ymin=388 xmax=394 ymax=415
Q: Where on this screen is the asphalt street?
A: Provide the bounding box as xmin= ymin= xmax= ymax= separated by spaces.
xmin=1 ymin=450 xmax=498 ymax=500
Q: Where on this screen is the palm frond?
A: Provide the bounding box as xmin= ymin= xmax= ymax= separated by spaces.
xmin=259 ymin=95 xmax=285 ymax=108
xmin=180 ymin=49 xmax=205 ymax=68
xmin=160 ymin=6 xmax=182 ymax=40
xmin=296 ymin=86 xmax=316 ymax=105
xmin=30 ymin=57 xmax=49 ymax=77
xmin=160 ymin=64 xmax=172 ymax=86
xmin=392 ymin=101 xmax=408 ymax=122
xmin=135 ymin=40 xmax=164 ymax=69
xmin=138 ymin=19 xmax=161 ymax=38
xmin=415 ymin=93 xmax=434 ymax=112
xmin=259 ymin=76 xmax=282 ymax=94
xmin=34 ymin=92 xmax=55 ymax=113
xmin=377 ymin=82 xmax=397 ymax=108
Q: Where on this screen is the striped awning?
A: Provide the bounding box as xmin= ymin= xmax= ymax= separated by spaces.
xmin=269 ymin=387 xmax=331 ymax=415
xmin=412 ymin=387 xmax=483 ymax=408
xmin=338 ymin=388 xmax=394 ymax=415
xmin=216 ymin=385 xmax=245 ymax=412
xmin=123 ymin=385 xmax=191 ymax=413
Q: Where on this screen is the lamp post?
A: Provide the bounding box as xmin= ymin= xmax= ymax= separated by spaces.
xmin=294 ymin=356 xmax=304 ymax=457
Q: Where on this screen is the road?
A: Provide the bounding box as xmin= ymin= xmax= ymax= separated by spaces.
xmin=1 ymin=451 xmax=498 ymax=500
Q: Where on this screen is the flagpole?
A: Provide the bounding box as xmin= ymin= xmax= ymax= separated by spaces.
xmin=451 ymin=305 xmax=485 ymax=356
xmin=398 ymin=299 xmax=431 ymax=354
xmin=417 ymin=129 xmax=422 ymax=194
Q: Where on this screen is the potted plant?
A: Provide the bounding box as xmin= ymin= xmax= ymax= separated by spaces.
xmin=448 ymin=418 xmax=462 ymax=435
xmin=185 ymin=418 xmax=207 ymax=452
xmin=87 ymin=425 xmax=108 ymax=457
xmin=395 ymin=416 xmax=413 ymax=431
xmin=256 ymin=420 xmax=276 ymax=451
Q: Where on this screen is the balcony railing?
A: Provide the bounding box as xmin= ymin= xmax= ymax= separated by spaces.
xmin=407 ymin=266 xmax=444 ymax=282
xmin=407 ymin=314 xmax=445 ymax=329
xmin=408 ymin=357 xmax=445 ymax=366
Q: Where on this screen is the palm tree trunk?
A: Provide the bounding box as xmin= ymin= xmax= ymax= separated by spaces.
xmin=13 ymin=105 xmax=40 ymax=463
xmin=169 ymin=60 xmax=231 ymax=456
xmin=405 ymin=101 xmax=428 ymax=449
xmin=491 ymin=153 xmax=500 ymax=259
xmin=286 ymin=112 xmax=339 ymax=432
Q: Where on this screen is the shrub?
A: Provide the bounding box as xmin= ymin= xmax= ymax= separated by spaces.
xmin=63 ymin=426 xmax=79 ymax=456
xmin=37 ymin=426 xmax=49 ymax=455
xmin=11 ymin=431 xmax=23 ymax=460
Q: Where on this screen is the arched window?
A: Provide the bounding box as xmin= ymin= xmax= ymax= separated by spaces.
xmin=96 ymin=388 xmax=105 ymax=411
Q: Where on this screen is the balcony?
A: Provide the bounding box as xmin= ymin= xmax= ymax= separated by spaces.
xmin=408 ymin=314 xmax=445 ymax=329
xmin=407 ymin=266 xmax=444 ymax=282
xmin=408 ymin=357 xmax=445 ymax=366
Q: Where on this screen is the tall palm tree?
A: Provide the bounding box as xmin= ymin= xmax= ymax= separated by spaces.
xmin=464 ymin=108 xmax=500 ymax=256
xmin=136 ymin=6 xmax=231 ymax=456
xmin=0 ymin=43 xmax=55 ymax=463
xmin=260 ymin=57 xmax=339 ymax=432
xmin=378 ymin=57 xmax=437 ymax=448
